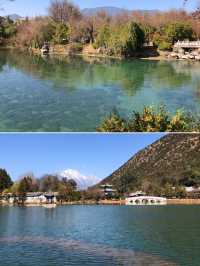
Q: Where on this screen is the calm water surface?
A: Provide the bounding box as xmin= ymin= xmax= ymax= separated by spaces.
xmin=1 ymin=50 xmax=200 ymax=131
xmin=0 ymin=205 xmax=199 ymax=266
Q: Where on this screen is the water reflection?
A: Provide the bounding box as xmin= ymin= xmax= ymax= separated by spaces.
xmin=0 ymin=50 xmax=200 ymax=131
xmin=0 ymin=236 xmax=177 ymax=266
xmin=1 ymin=51 xmax=194 ymax=95
xmin=0 ymin=205 xmax=200 ymax=265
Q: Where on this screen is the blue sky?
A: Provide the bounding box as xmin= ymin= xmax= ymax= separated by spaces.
xmin=0 ymin=133 xmax=164 ymax=181
xmin=0 ymin=0 xmax=198 ymax=17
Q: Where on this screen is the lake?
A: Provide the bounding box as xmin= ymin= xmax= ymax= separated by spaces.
xmin=1 ymin=50 xmax=200 ymax=131
xmin=0 ymin=205 xmax=199 ymax=266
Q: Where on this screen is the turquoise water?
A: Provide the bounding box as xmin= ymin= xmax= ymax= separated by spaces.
xmin=1 ymin=50 xmax=200 ymax=131
xmin=0 ymin=205 xmax=200 ymax=265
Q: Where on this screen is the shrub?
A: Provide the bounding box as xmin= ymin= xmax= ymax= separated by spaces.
xmin=68 ymin=42 xmax=83 ymax=53
xmin=105 ymin=22 xmax=145 ymax=57
xmin=94 ymin=24 xmax=111 ymax=49
xmin=153 ymin=33 xmax=172 ymax=51
xmin=52 ymin=22 xmax=70 ymax=44
xmin=163 ymin=22 xmax=193 ymax=43
xmin=140 ymin=24 xmax=156 ymax=43
xmin=97 ymin=105 xmax=200 ymax=132
xmin=97 ymin=110 xmax=128 ymax=132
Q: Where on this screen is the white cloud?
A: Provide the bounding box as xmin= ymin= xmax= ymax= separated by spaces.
xmin=58 ymin=169 xmax=99 ymax=190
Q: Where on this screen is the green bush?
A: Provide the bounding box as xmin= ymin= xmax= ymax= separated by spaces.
xmin=140 ymin=24 xmax=156 ymax=43
xmin=164 ymin=22 xmax=193 ymax=44
xmin=94 ymin=24 xmax=111 ymax=49
xmin=153 ymin=33 xmax=172 ymax=51
xmin=158 ymin=40 xmax=172 ymax=51
xmin=68 ymin=42 xmax=83 ymax=53
xmin=52 ymin=22 xmax=70 ymax=44
xmin=0 ymin=17 xmax=17 ymax=40
xmin=98 ymin=110 xmax=128 ymax=132
xmin=97 ymin=105 xmax=200 ymax=132
xmin=104 ymin=22 xmax=145 ymax=57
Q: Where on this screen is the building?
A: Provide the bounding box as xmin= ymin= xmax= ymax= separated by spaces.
xmin=171 ymin=40 xmax=200 ymax=60
xmin=185 ymin=187 xmax=200 ymax=198
xmin=1 ymin=192 xmax=58 ymax=205
xmin=100 ymin=184 xmax=117 ymax=198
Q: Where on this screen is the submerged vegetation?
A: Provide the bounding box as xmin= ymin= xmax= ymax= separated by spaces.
xmin=1 ymin=0 xmax=200 ymax=57
xmin=97 ymin=106 xmax=200 ymax=132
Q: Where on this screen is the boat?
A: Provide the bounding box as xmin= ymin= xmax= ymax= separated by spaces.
xmin=41 ymin=42 xmax=50 ymax=55
xmin=125 ymin=191 xmax=167 ymax=206
xmin=43 ymin=204 xmax=57 ymax=208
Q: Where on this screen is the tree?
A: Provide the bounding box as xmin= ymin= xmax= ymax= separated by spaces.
xmin=0 ymin=16 xmax=17 ymax=41
xmin=141 ymin=24 xmax=156 ymax=43
xmin=67 ymin=178 xmax=77 ymax=190
xmin=57 ymin=178 xmax=78 ymax=202
xmin=16 ymin=176 xmax=38 ymax=204
xmin=0 ymin=169 xmax=13 ymax=192
xmin=39 ymin=174 xmax=60 ymax=192
xmin=3 ymin=17 xmax=17 ymax=38
xmin=179 ymin=169 xmax=200 ymax=187
xmin=52 ymin=22 xmax=70 ymax=44
xmin=161 ymin=183 xmax=175 ymax=198
xmin=163 ymin=22 xmax=193 ymax=43
xmin=107 ymin=21 xmax=145 ymax=57
xmin=174 ymin=186 xmax=187 ymax=198
xmin=153 ymin=33 xmax=172 ymax=51
xmin=17 ymin=177 xmax=29 ymax=204
xmin=48 ymin=0 xmax=81 ymax=24
xmin=94 ymin=24 xmax=111 ymax=48
xmin=15 ymin=18 xmax=54 ymax=48
xmin=79 ymin=16 xmax=96 ymax=44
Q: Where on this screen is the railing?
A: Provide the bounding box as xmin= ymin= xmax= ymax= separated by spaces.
xmin=174 ymin=40 xmax=200 ymax=48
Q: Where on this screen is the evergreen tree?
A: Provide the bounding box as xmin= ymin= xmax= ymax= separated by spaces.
xmin=0 ymin=168 xmax=13 ymax=192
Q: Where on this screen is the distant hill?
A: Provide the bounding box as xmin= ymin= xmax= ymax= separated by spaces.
xmin=82 ymin=7 xmax=158 ymax=16
xmin=99 ymin=134 xmax=200 ymax=192
xmin=7 ymin=14 xmax=22 ymax=21
xmin=82 ymin=7 xmax=129 ymax=16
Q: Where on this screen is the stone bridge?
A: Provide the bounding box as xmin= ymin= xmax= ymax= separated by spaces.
xmin=125 ymin=196 xmax=167 ymax=205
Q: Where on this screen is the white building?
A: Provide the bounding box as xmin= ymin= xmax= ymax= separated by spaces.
xmin=1 ymin=192 xmax=58 ymax=205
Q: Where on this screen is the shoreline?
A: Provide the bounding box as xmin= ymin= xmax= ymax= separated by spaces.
xmin=1 ymin=46 xmax=192 ymax=62
xmin=0 ymin=46 xmax=168 ymax=61
xmin=1 ymin=199 xmax=200 ymax=206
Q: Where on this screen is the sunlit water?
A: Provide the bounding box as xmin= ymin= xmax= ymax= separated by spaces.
xmin=1 ymin=50 xmax=200 ymax=131
xmin=0 ymin=205 xmax=200 ymax=265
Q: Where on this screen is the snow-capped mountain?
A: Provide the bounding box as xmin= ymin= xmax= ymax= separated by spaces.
xmin=58 ymin=169 xmax=99 ymax=190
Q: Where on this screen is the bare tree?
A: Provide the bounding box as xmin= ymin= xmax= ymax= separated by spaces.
xmin=48 ymin=0 xmax=81 ymax=24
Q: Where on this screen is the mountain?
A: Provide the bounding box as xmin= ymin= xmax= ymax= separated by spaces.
xmin=99 ymin=134 xmax=200 ymax=192
xmin=58 ymin=169 xmax=99 ymax=190
xmin=82 ymin=7 xmax=129 ymax=16
xmin=82 ymin=7 xmax=158 ymax=16
xmin=7 ymin=14 xmax=22 ymax=21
